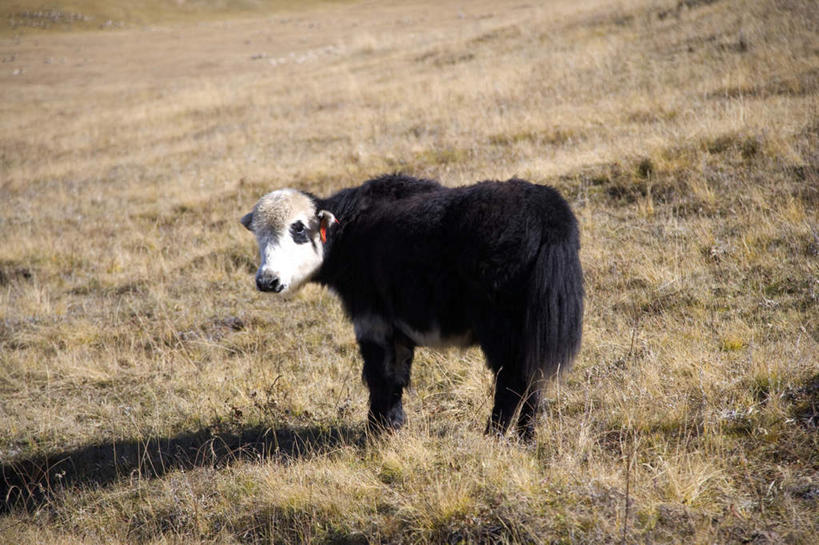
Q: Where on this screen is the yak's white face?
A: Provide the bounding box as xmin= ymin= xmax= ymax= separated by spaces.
xmin=241 ymin=189 xmax=336 ymax=296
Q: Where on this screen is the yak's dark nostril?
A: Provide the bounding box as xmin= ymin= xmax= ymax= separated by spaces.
xmin=256 ymin=272 xmax=283 ymax=293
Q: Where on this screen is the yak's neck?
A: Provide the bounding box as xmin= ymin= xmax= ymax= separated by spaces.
xmin=318 ymin=186 xmax=363 ymax=225
xmin=310 ymin=189 xmax=361 ymax=291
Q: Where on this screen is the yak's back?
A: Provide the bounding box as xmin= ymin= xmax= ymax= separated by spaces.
xmin=325 ymin=174 xmax=442 ymax=221
xmin=436 ymin=179 xmax=578 ymax=296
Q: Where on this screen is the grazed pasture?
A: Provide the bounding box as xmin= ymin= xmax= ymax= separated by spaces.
xmin=1 ymin=0 xmax=817 ymax=543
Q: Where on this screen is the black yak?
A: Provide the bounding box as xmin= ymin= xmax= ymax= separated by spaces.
xmin=241 ymin=174 xmax=583 ymax=440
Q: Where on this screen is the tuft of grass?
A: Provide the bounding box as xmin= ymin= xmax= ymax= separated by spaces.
xmin=721 ymin=336 xmax=746 ymax=352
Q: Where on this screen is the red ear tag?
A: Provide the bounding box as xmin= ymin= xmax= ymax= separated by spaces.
xmin=319 ymin=216 xmax=338 ymax=244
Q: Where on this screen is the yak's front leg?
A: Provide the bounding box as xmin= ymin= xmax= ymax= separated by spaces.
xmin=356 ymin=319 xmax=414 ymax=433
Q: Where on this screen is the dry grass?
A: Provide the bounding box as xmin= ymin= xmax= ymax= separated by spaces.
xmin=1 ymin=0 xmax=817 ymax=543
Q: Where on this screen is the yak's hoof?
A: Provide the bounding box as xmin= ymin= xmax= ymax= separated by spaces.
xmin=367 ymin=405 xmax=405 ymax=434
xmin=486 ymin=415 xmax=537 ymax=443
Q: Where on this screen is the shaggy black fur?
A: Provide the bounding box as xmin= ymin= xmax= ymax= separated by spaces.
xmin=311 ymin=174 xmax=584 ymax=440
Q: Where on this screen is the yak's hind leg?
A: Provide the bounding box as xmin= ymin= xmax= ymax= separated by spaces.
xmin=357 ymin=319 xmax=415 ymax=433
xmin=515 ymin=381 xmax=542 ymax=442
xmin=486 ymin=367 xmax=540 ymax=440
xmin=480 ymin=316 xmax=541 ymax=441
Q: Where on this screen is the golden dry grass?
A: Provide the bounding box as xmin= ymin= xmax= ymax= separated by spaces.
xmin=1 ymin=0 xmax=817 ymax=543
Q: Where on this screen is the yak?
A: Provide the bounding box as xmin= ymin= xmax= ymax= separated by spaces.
xmin=240 ymin=174 xmax=583 ymax=440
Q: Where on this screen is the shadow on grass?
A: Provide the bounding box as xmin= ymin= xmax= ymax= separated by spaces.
xmin=0 ymin=423 xmax=364 ymax=514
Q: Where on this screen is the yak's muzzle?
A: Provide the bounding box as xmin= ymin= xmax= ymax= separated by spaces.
xmin=256 ymin=270 xmax=284 ymax=293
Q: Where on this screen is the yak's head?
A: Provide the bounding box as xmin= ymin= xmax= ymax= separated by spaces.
xmin=241 ymin=189 xmax=337 ymax=295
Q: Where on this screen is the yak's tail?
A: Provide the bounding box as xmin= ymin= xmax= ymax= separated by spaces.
xmin=524 ymin=236 xmax=584 ymax=382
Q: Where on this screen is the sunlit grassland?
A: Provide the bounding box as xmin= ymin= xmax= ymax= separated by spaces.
xmin=1 ymin=0 xmax=817 ymax=543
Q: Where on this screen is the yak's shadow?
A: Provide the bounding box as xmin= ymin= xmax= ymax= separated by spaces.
xmin=1 ymin=423 xmax=364 ymax=514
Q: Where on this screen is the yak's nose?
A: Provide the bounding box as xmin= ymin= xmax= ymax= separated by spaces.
xmin=256 ymin=271 xmax=284 ymax=293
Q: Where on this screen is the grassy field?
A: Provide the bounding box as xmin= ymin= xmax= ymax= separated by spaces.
xmin=1 ymin=0 xmax=817 ymax=542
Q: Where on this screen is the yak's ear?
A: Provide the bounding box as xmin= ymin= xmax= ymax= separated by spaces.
xmin=240 ymin=212 xmax=254 ymax=231
xmin=316 ymin=210 xmax=338 ymax=243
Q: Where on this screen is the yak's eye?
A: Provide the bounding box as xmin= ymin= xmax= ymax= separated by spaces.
xmin=290 ymin=220 xmax=310 ymax=244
